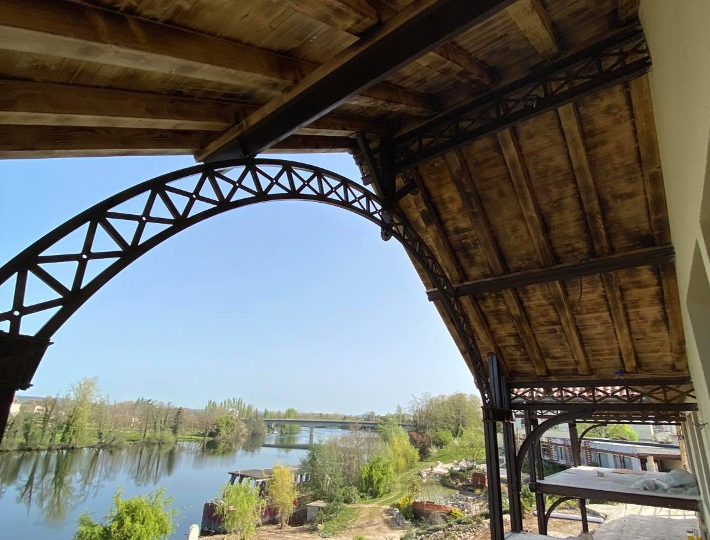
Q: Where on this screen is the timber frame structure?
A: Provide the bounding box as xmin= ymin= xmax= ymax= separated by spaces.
xmin=0 ymin=1 xmax=701 ymax=539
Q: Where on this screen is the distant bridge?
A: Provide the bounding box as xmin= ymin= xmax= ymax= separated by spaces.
xmin=264 ymin=418 xmax=414 ymax=444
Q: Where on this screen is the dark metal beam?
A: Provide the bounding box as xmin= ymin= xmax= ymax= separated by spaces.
xmin=197 ymin=0 xmax=515 ymax=161
xmin=427 ymin=244 xmax=674 ymax=300
xmin=393 ymin=24 xmax=651 ymax=170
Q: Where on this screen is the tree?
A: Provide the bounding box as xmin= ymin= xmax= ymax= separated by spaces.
xmin=74 ymin=487 xmax=176 ymax=540
xmin=269 ymin=464 xmax=298 ymax=528
xmin=216 ymin=482 xmax=263 ymax=540
xmin=359 ymin=454 xmax=394 ymax=498
xmin=61 ymin=377 xmax=99 ymax=448
xmin=460 ymin=425 xmax=486 ymax=466
xmin=580 ymin=423 xmax=639 ymax=442
xmin=171 ymin=407 xmax=183 ymax=436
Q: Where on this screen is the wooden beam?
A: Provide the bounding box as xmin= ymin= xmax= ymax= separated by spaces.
xmin=629 ymin=75 xmax=687 ymax=371
xmin=445 ymin=149 xmax=548 ymax=376
xmin=558 ymin=102 xmax=638 ymax=373
xmin=506 ymin=0 xmax=559 ymax=59
xmin=284 ymin=0 xmax=495 ymax=87
xmin=0 ymin=80 xmax=381 ymax=136
xmin=407 ymin=168 xmax=506 ymax=372
xmin=427 ymin=245 xmax=675 ymax=299
xmin=616 ymin=0 xmax=640 ymax=23
xmin=498 ymin=128 xmax=592 ymax=375
xmin=0 ymin=126 xmax=353 ymax=158
xmin=196 ymin=0 xmax=513 ymax=161
xmin=0 ymin=0 xmax=432 ymax=118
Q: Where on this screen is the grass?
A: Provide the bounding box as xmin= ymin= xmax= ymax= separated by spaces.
xmin=319 ymin=506 xmax=359 ymax=537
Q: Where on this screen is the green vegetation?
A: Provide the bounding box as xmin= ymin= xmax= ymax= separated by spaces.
xmin=269 ymin=463 xmax=298 ymax=528
xmin=359 ymin=454 xmax=395 ymax=498
xmin=216 ymin=482 xmax=264 ymax=540
xmin=392 ymin=495 xmax=414 ymax=520
xmin=2 ymin=378 xmax=266 ymax=452
xmin=317 ymin=505 xmax=359 ymax=537
xmin=73 ymin=487 xmax=176 ymax=540
xmin=579 ymin=423 xmax=639 ymax=442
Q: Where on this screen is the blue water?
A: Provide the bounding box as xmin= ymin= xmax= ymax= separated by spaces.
xmin=0 ymin=427 xmax=342 ymax=540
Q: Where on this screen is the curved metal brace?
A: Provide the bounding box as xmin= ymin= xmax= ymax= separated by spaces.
xmin=515 ymin=410 xmax=596 ymax=486
xmin=544 ymin=496 xmax=575 ymax=527
xmin=0 ymin=158 xmax=489 ymax=399
xmin=579 ymin=423 xmax=609 ymax=443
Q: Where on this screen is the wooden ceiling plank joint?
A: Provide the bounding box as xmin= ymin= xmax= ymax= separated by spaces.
xmin=497 ymin=128 xmax=592 ymax=375
xmin=406 ymin=167 xmax=507 ymax=374
xmin=629 ymin=75 xmax=687 ymax=372
xmin=444 ymin=149 xmax=548 ymax=376
xmin=558 ymin=102 xmax=638 ymax=374
xmin=506 ymin=0 xmax=559 ymax=59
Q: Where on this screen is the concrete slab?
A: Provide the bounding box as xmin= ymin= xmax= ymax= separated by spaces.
xmin=592 ymin=514 xmax=697 ymax=540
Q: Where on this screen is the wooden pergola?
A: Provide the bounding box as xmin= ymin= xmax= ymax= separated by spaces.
xmin=0 ymin=1 xmax=698 ymax=538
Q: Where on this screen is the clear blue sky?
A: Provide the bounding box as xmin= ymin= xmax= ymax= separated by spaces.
xmin=0 ymin=153 xmax=478 ymax=414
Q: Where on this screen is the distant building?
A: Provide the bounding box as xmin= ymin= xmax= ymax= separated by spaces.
xmin=19 ymin=401 xmax=45 ymax=415
xmin=9 ymin=397 xmax=20 ymax=417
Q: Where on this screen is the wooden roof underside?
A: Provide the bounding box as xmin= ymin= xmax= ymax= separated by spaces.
xmin=0 ymin=0 xmax=687 ymax=386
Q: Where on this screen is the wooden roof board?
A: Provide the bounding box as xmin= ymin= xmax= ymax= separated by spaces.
xmin=576 ymin=84 xmax=656 ymax=253
xmin=476 ymin=292 xmax=531 ymax=375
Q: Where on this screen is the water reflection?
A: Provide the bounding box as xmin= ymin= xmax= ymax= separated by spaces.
xmin=0 ymin=436 xmax=273 ymax=522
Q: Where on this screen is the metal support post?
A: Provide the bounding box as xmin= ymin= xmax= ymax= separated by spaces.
xmin=568 ymin=422 xmax=589 ymax=533
xmin=0 ymin=332 xmax=51 ymax=443
xmin=525 ymin=411 xmax=547 ymax=535
xmin=484 ymin=410 xmax=504 ymax=540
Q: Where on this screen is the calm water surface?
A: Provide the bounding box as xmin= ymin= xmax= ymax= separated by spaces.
xmin=0 ymin=427 xmax=343 ymax=540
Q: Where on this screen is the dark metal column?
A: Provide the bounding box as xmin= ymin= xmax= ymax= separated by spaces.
xmin=568 ymin=422 xmax=589 ymax=533
xmin=484 ymin=410 xmax=504 ymax=540
xmin=525 ymin=411 xmax=547 ymax=535
xmin=0 ymin=332 xmax=51 ymax=443
xmin=502 ymin=391 xmax=523 ymax=530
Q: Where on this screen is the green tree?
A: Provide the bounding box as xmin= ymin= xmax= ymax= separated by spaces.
xmin=216 ymin=482 xmax=263 ymax=540
xmin=280 ymin=408 xmax=300 ymax=435
xmin=73 ymin=487 xmax=176 ymax=540
xmin=269 ymin=464 xmax=298 ymax=528
xmin=171 ymin=408 xmax=183 ymax=436
xmin=359 ymin=454 xmax=394 ymax=498
xmin=460 ymin=425 xmax=486 ymax=466
xmin=61 ymin=377 xmax=99 ymax=448
xmin=434 ymin=429 xmax=454 ymax=447
xmin=580 ymin=424 xmax=639 ymax=442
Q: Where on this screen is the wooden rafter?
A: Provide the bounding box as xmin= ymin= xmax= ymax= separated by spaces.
xmin=506 ymin=0 xmax=559 ymax=59
xmin=497 ymin=128 xmax=592 ymax=375
xmin=0 ymin=0 xmax=433 ymax=117
xmin=196 ymin=0 xmax=513 ymax=161
xmin=426 ymin=245 xmax=675 ymax=299
xmin=407 ymin=167 xmax=506 ymax=373
xmin=0 ymin=81 xmax=382 ymax=136
xmin=558 ymin=103 xmax=638 ymax=373
xmin=445 ymin=150 xmax=548 ymax=376
xmin=0 ymin=126 xmax=354 ymax=158
xmin=616 ymin=0 xmax=640 ymax=23
xmin=629 ymin=75 xmax=687 ymax=371
xmin=283 ymin=0 xmax=495 ymax=87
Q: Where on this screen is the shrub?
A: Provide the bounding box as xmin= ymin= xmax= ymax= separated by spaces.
xmin=341 ymin=486 xmax=360 ymax=504
xmin=392 ymin=495 xmax=414 ymax=521
xmin=408 ymin=432 xmax=433 ymax=459
xmin=520 ymin=485 xmax=535 ymax=515
xmin=269 ymin=464 xmax=298 ymax=528
xmin=73 ymin=487 xmax=176 ymax=540
xmin=447 ymin=508 xmax=464 ymax=521
xmin=434 ymin=430 xmax=454 ymax=447
xmin=359 ymin=454 xmax=394 ymax=499
xmin=216 ymin=482 xmax=263 ymax=540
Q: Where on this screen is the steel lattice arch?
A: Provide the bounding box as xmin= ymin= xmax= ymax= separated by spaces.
xmin=0 ymin=158 xmax=489 ymax=398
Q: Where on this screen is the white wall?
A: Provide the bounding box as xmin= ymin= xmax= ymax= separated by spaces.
xmin=640 ymin=0 xmax=710 ymax=532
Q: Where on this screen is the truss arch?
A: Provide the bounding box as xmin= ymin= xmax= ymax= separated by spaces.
xmin=0 ymin=158 xmax=489 ymax=399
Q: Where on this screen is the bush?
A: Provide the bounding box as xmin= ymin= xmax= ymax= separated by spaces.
xmin=408 ymin=432 xmax=433 ymax=459
xmin=520 ymin=485 xmax=535 ymax=515
xmin=434 ymin=430 xmax=454 ymax=447
xmin=341 ymin=486 xmax=360 ymax=504
xmin=359 ymin=454 xmax=394 ymax=499
xmin=353 ymin=536 xmax=367 ymax=540
xmin=447 ymin=508 xmax=464 ymax=521
xmin=216 ymin=482 xmax=264 ymax=540
xmin=392 ymin=495 xmax=414 ymax=521
xmin=73 ymin=487 xmax=177 ymax=540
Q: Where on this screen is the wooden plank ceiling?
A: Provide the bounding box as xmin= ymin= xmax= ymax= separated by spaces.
xmin=0 ymin=0 xmax=686 ymax=385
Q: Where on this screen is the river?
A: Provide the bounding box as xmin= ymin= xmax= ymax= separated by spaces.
xmin=0 ymin=427 xmax=344 ymax=540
